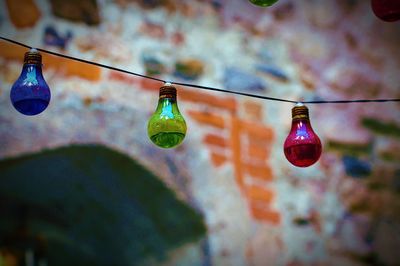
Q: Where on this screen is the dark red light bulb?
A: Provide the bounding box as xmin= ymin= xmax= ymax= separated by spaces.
xmin=284 ymin=104 xmax=322 ymax=167
xmin=371 ymin=0 xmax=400 ymax=22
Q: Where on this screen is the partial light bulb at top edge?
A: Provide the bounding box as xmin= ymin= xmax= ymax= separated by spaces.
xmin=371 ymin=0 xmax=400 ymax=22
xmin=283 ymin=103 xmax=322 ymax=167
xmin=249 ymin=0 xmax=279 ymax=7
xmin=10 ymin=48 xmax=51 ymax=116
xmin=147 ymin=84 xmax=187 ymax=149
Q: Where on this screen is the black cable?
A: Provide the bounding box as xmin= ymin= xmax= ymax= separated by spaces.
xmin=1 ymin=36 xmax=399 ymax=104
xmin=172 ymin=81 xmax=297 ymax=103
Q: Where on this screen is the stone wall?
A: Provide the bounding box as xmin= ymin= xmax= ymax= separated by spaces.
xmin=0 ymin=0 xmax=400 ymax=265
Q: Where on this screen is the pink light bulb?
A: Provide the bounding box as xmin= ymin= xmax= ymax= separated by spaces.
xmin=284 ymin=103 xmax=322 ymax=167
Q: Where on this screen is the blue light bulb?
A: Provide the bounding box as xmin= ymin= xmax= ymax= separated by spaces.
xmin=10 ymin=49 xmax=51 ymax=116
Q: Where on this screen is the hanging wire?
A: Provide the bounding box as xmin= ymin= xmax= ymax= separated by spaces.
xmin=1 ymin=36 xmax=399 ymax=104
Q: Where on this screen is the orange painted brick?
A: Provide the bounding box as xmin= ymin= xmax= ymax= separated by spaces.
xmin=244 ymin=163 xmax=273 ymax=181
xmin=248 ymin=143 xmax=269 ymax=160
xmin=210 ymin=152 xmax=228 ymax=167
xmin=204 ymin=134 xmax=228 ymax=148
xmin=240 ymin=120 xmax=274 ymax=141
xmin=140 ymin=78 xmax=163 ymax=92
xmin=64 ymin=59 xmax=101 ymax=81
xmin=40 ymin=54 xmax=101 ymax=81
xmin=177 ymin=87 xmax=237 ymax=113
xmin=6 ymin=0 xmax=41 ymax=28
xmin=109 ymin=71 xmax=140 ymax=84
xmin=231 ymin=117 xmax=244 ymax=188
xmin=243 ymin=101 xmax=263 ymax=121
xmin=188 ymin=110 xmax=225 ymax=129
xmin=250 ymin=205 xmax=281 ymax=225
xmin=0 ymin=42 xmax=101 ymax=81
xmin=0 ymin=42 xmax=27 ymax=60
xmin=245 ymin=185 xmax=274 ymax=203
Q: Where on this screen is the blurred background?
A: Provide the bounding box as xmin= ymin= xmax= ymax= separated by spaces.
xmin=0 ymin=0 xmax=400 ymax=265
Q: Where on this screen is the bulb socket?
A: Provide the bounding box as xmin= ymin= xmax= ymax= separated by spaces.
xmin=292 ymin=105 xmax=309 ymax=120
xmin=159 ymin=85 xmax=177 ymax=99
xmin=24 ymin=50 xmax=42 ymax=65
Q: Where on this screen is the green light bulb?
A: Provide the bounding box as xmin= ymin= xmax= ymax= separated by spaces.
xmin=147 ymin=84 xmax=187 ymax=148
xmin=249 ymin=0 xmax=279 ymax=7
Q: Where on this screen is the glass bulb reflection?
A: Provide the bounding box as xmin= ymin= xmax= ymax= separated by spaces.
xmin=147 ymin=84 xmax=186 ymax=148
xmin=10 ymin=49 xmax=50 ymax=115
xmin=283 ymin=104 xmax=322 ymax=167
xmin=249 ymin=0 xmax=279 ymax=7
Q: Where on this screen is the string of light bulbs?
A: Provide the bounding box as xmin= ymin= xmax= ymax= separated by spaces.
xmin=1 ymin=36 xmax=399 ymax=105
xmin=1 ymin=36 xmax=399 ymax=168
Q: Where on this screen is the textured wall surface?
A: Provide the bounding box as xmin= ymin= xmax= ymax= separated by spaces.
xmin=0 ymin=0 xmax=400 ymax=265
